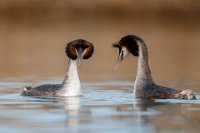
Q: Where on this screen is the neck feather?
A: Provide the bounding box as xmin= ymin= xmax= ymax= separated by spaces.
xmin=134 ymin=42 xmax=154 ymax=88
xmin=62 ymin=59 xmax=82 ymax=96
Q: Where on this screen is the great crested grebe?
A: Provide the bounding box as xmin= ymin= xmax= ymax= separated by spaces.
xmin=22 ymin=39 xmax=94 ymax=97
xmin=113 ymin=35 xmax=196 ymax=100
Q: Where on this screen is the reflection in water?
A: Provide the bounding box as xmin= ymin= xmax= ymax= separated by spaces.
xmin=132 ymin=99 xmax=159 ymax=133
xmin=60 ymin=89 xmax=158 ymax=133
xmin=0 ymin=1 xmax=200 ymax=133
xmin=63 ymin=97 xmax=81 ymax=113
xmin=133 ymin=99 xmax=155 ymax=111
xmin=63 ymin=97 xmax=91 ymax=133
xmin=63 ymin=97 xmax=81 ymax=133
xmin=0 ymin=80 xmax=200 ymax=133
xmin=132 ymin=98 xmax=200 ymax=133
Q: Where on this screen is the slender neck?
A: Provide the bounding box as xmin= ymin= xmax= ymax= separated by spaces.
xmin=135 ymin=42 xmax=154 ymax=86
xmin=62 ymin=59 xmax=81 ymax=95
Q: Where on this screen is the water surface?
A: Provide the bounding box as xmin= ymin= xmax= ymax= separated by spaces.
xmin=1 ymin=1 xmax=200 ymax=133
xmin=0 ymin=78 xmax=200 ymax=133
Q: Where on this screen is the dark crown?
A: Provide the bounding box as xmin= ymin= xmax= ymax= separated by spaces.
xmin=119 ymin=35 xmax=141 ymax=56
xmin=65 ymin=39 xmax=94 ymax=60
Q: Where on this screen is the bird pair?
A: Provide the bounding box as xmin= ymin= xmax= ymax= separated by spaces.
xmin=22 ymin=35 xmax=196 ymax=100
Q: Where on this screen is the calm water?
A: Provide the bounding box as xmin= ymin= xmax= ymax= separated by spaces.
xmin=0 ymin=78 xmax=200 ymax=133
xmin=1 ymin=1 xmax=200 ymax=133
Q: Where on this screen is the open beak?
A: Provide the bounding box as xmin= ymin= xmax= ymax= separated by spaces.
xmin=114 ymin=50 xmax=123 ymax=70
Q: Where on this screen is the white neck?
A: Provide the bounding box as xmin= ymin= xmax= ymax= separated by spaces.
xmin=134 ymin=42 xmax=154 ymax=90
xmin=62 ymin=59 xmax=82 ymax=96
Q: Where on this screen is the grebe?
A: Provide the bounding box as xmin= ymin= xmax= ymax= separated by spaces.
xmin=22 ymin=39 xmax=94 ymax=97
xmin=113 ymin=35 xmax=196 ymax=100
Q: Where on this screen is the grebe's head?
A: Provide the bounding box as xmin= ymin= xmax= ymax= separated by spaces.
xmin=66 ymin=39 xmax=94 ymax=62
xmin=112 ymin=35 xmax=143 ymax=69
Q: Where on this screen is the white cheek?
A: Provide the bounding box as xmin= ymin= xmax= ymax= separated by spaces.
xmin=82 ymin=49 xmax=87 ymax=57
xmin=122 ymin=47 xmax=129 ymax=58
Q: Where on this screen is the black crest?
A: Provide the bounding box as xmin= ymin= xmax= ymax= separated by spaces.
xmin=112 ymin=43 xmax=120 ymax=48
xmin=81 ymin=39 xmax=94 ymax=59
xmin=120 ymin=35 xmax=141 ymax=56
xmin=65 ymin=39 xmax=94 ymax=60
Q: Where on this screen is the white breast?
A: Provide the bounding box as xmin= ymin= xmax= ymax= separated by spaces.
xmin=62 ymin=59 xmax=82 ymax=96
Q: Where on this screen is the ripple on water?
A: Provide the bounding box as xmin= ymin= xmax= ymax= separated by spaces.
xmin=0 ymin=80 xmax=200 ymax=133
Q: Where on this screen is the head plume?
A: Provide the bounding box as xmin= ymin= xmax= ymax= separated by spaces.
xmin=119 ymin=35 xmax=142 ymax=56
xmin=112 ymin=34 xmax=144 ymax=69
xmin=65 ymin=39 xmax=94 ymax=60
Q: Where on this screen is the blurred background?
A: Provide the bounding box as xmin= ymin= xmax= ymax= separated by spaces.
xmin=0 ymin=0 xmax=200 ymax=86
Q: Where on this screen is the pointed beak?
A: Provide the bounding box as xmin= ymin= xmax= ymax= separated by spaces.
xmin=77 ymin=48 xmax=84 ymax=69
xmin=114 ymin=50 xmax=123 ymax=70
